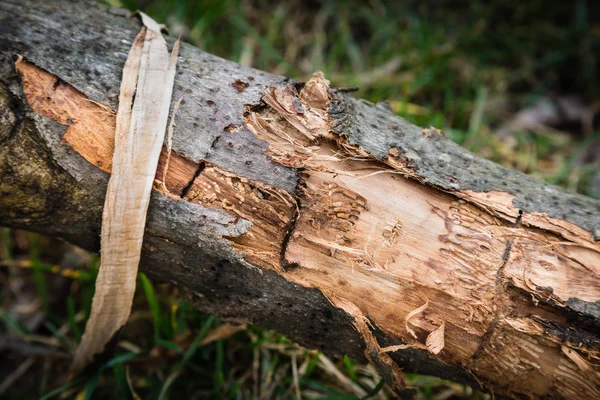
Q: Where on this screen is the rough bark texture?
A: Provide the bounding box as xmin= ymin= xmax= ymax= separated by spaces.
xmin=1 ymin=1 xmax=600 ymax=398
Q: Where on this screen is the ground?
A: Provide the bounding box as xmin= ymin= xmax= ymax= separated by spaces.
xmin=1 ymin=0 xmax=599 ymax=398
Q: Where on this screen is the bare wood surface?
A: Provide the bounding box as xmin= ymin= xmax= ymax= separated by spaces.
xmin=1 ymin=1 xmax=600 ymax=398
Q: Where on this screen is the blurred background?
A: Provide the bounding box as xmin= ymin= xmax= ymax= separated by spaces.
xmin=1 ymin=0 xmax=599 ymax=398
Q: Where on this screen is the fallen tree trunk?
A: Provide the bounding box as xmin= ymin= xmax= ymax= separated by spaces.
xmin=1 ymin=0 xmax=599 ymax=398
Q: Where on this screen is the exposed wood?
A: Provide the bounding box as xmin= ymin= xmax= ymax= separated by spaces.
xmin=1 ymin=1 xmax=600 ymax=398
xmin=13 ymin=53 xmax=198 ymax=195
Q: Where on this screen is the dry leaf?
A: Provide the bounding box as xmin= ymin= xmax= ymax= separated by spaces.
xmin=72 ymin=13 xmax=179 ymax=373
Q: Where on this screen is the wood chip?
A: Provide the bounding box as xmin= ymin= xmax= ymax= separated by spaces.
xmin=425 ymin=322 xmax=445 ymax=354
xmin=72 ymin=13 xmax=179 ymax=373
xmin=380 ymin=344 xmax=410 ymax=353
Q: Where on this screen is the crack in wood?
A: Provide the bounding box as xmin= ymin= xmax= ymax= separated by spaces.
xmin=180 ymin=161 xmax=205 ymax=199
xmin=0 ymin=81 xmax=27 ymax=146
xmin=279 ymin=195 xmax=301 ymax=272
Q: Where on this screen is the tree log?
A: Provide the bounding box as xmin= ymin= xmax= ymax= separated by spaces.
xmin=1 ymin=1 xmax=600 ymax=398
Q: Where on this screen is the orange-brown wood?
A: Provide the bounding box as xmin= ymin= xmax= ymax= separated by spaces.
xmin=16 ymin=59 xmax=198 ymax=197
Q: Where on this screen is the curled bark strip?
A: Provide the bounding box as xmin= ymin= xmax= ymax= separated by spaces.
xmin=404 ymin=298 xmax=429 ymax=340
xmin=72 ymin=14 xmax=179 ymax=373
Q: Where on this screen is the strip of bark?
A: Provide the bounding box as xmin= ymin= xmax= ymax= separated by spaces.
xmin=72 ymin=14 xmax=179 ymax=373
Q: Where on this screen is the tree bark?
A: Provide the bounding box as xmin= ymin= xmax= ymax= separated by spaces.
xmin=1 ymin=0 xmax=600 ymax=398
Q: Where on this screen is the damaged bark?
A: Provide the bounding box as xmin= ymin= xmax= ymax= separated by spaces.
xmin=1 ymin=0 xmax=599 ymax=398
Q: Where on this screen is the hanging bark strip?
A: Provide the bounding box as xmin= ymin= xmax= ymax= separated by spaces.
xmin=71 ymin=14 xmax=179 ymax=373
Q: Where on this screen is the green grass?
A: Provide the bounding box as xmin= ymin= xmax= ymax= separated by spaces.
xmin=1 ymin=0 xmax=599 ymax=398
xmin=107 ymin=0 xmax=599 ymax=196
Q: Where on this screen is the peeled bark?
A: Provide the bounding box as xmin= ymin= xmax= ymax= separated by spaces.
xmin=1 ymin=0 xmax=599 ymax=398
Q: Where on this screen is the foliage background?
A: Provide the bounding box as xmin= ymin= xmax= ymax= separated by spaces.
xmin=1 ymin=0 xmax=598 ymax=399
